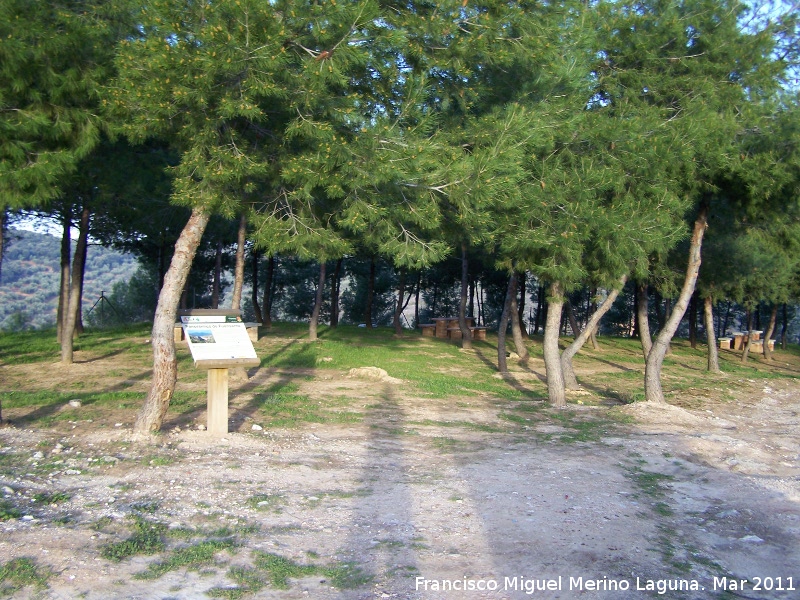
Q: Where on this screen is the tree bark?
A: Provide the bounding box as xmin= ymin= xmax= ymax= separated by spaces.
xmin=518 ymin=271 xmax=527 ymax=337
xmin=781 ymin=304 xmax=788 ymax=350
xmin=230 ymin=213 xmax=247 ymax=310
xmin=309 ymin=261 xmax=326 ymax=341
xmin=637 ymin=282 xmax=653 ymax=360
xmin=364 ymin=257 xmax=375 ymax=329
xmin=688 ymin=291 xmax=698 ymax=349
xmin=61 ymin=205 xmax=90 ymax=364
xmin=496 ymin=273 xmax=514 ymax=373
xmin=742 ymin=310 xmax=754 ymax=364
xmin=458 ymin=243 xmax=473 ymax=349
xmin=57 ymin=207 xmax=71 ymax=344
xmin=533 ymin=283 xmax=545 ymax=335
xmin=0 ymin=209 xmax=5 ymax=284
xmin=74 ymin=232 xmax=88 ymax=336
xmin=135 ymin=207 xmax=210 ymax=433
xmin=644 ymin=206 xmax=708 ymax=403
xmin=330 ymin=258 xmax=342 ymax=327
xmin=262 ymin=255 xmax=275 ymax=330
xmin=212 ymin=241 xmax=222 ymax=309
xmin=392 ymin=269 xmax=407 ymax=335
xmin=509 ymin=274 xmax=529 ymax=362
xmin=544 ymin=281 xmax=566 ymax=407
xmin=414 ymin=271 xmax=421 ymax=327
xmin=763 ymin=303 xmax=778 ymax=362
xmin=561 ymin=277 xmax=626 ymax=390
xmin=565 ymin=300 xmax=580 ymax=339
xmin=251 ymin=248 xmax=263 ymax=323
xmin=703 ymin=295 xmax=720 ymax=373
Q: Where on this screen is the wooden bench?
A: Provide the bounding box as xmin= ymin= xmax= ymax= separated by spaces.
xmin=418 ymin=324 xmax=436 ymax=337
xmin=175 ymin=322 xmax=261 ymax=343
xmin=446 ymin=326 xmax=487 ymax=341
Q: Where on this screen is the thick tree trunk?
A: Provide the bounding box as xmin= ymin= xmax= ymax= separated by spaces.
xmin=496 ymin=273 xmax=515 ymax=373
xmin=309 ymin=261 xmax=326 ymax=341
xmin=704 ymin=295 xmax=720 ymax=373
xmin=544 ymin=281 xmax=566 ymax=407
xmin=263 ymin=255 xmax=275 ymax=330
xmin=61 ymin=206 xmax=90 ymax=364
xmin=644 ymin=206 xmax=707 ymax=403
xmin=135 ymin=207 xmax=210 ymax=433
xmin=763 ymin=304 xmax=778 ymax=362
xmin=561 ymin=277 xmax=626 ymax=390
xmin=637 ymin=282 xmax=653 ymax=360
xmin=57 ymin=207 xmax=71 ymax=344
xmin=393 ymin=269 xmax=407 ymax=335
xmin=364 ymin=257 xmax=376 ymax=329
xmin=508 ymin=274 xmax=529 ymax=362
xmin=458 ymin=243 xmax=473 ymax=349
xmin=230 ymin=213 xmax=247 ymax=310
xmin=251 ymin=248 xmax=262 ymax=323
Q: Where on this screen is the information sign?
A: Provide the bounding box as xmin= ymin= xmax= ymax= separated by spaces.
xmin=181 ymin=314 xmax=258 ymax=366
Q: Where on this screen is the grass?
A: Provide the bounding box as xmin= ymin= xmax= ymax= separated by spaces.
xmin=0 ymin=557 xmax=51 ymax=594
xmin=134 ymin=539 xmax=238 ymax=580
xmin=100 ymin=516 xmax=167 ymax=562
xmin=0 ymin=498 xmax=21 ymax=521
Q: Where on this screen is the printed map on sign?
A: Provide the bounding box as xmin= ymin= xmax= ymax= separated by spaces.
xmin=181 ymin=314 xmax=258 ymax=363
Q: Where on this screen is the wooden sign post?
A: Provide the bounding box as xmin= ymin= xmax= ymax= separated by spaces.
xmin=179 ymin=310 xmax=260 ymax=435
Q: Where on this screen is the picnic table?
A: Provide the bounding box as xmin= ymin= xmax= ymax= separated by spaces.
xmin=418 ymin=317 xmax=487 ymax=340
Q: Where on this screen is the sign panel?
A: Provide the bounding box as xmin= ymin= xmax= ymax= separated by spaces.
xmin=181 ymin=314 xmax=258 ymax=365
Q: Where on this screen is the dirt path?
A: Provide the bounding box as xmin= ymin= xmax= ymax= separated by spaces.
xmin=1 ymin=374 xmax=799 ymax=599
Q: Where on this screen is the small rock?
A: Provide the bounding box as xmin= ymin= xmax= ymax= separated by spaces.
xmin=168 ymin=522 xmax=183 ymax=530
xmin=2 ymin=486 xmax=14 ymax=496
xmin=197 ymin=424 xmax=206 ymax=431
xmin=251 ymin=424 xmax=263 ymax=431
xmin=21 ymin=515 xmax=34 ymax=521
xmin=101 ymin=456 xmax=118 ymax=463
xmin=114 ymin=423 xmax=123 ymax=428
xmin=739 ymin=535 xmax=764 ymax=543
xmin=68 ymin=400 xmax=82 ymax=408
xmin=64 ymin=469 xmax=81 ymax=475
xmin=32 ymin=451 xmax=44 ymax=460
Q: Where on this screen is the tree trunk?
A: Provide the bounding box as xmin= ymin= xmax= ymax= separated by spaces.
xmin=61 ymin=206 xmax=90 ymax=364
xmin=330 ymin=258 xmax=342 ymax=327
xmin=57 ymin=207 xmax=71 ymax=344
xmin=637 ymin=282 xmax=653 ymax=360
xmin=561 ymin=277 xmax=626 ymax=390
xmin=688 ymin=290 xmax=699 ymax=349
xmin=263 ymin=255 xmax=275 ymax=330
xmin=544 ymin=281 xmax=566 ymax=407
xmin=763 ymin=304 xmax=778 ymax=362
xmin=414 ymin=271 xmax=421 ymax=327
xmin=309 ymin=261 xmax=326 ymax=341
xmin=251 ymin=248 xmax=263 ymax=323
xmin=230 ymin=213 xmax=247 ymax=310
xmin=533 ymin=283 xmax=545 ymax=335
xmin=468 ymin=276 xmax=475 ymax=321
xmin=74 ymin=232 xmax=88 ymax=336
xmin=364 ymin=257 xmax=375 ymax=329
xmin=518 ymin=271 xmax=527 ymax=337
xmin=644 ymin=206 xmax=708 ymax=403
xmin=393 ymin=268 xmax=407 ymax=335
xmin=497 ymin=273 xmax=514 ymax=373
xmin=458 ymin=243 xmax=473 ymax=349
xmin=135 ymin=207 xmax=210 ymax=433
xmin=742 ymin=310 xmax=754 ymax=364
xmin=781 ymin=304 xmax=788 ymax=350
xmin=565 ymin=300 xmax=580 ymax=339
xmin=704 ymin=295 xmax=720 ymax=373
xmin=509 ymin=274 xmax=529 ymax=362
xmin=212 ymin=241 xmax=222 ymax=309
xmin=0 ymin=209 xmax=5 ymax=284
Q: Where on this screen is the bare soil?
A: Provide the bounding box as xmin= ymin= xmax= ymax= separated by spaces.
xmin=1 ymin=343 xmax=799 ymax=599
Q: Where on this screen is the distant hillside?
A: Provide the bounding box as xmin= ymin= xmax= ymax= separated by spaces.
xmin=0 ymin=228 xmax=138 ymax=330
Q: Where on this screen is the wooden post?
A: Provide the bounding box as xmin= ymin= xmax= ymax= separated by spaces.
xmin=207 ymin=368 xmax=229 ymax=435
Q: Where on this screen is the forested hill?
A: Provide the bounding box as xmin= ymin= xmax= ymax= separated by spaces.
xmin=0 ymin=228 xmax=138 ymax=330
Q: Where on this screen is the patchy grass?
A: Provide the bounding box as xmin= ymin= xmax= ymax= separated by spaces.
xmin=246 ymin=493 xmax=285 ymax=513
xmin=0 ymin=557 xmax=51 ymax=594
xmin=0 ymin=498 xmax=21 ymax=521
xmin=32 ymin=491 xmax=71 ymax=505
xmin=100 ymin=517 xmax=167 ymax=562
xmin=134 ymin=539 xmax=238 ymax=580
